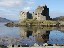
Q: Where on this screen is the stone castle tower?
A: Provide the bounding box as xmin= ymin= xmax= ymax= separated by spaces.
xmin=33 ymin=5 xmax=50 ymax=21
xmin=19 ymin=11 xmax=27 ymax=22
xmin=19 ymin=11 xmax=32 ymax=22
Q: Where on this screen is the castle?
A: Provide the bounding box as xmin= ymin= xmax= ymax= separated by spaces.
xmin=20 ymin=5 xmax=50 ymax=22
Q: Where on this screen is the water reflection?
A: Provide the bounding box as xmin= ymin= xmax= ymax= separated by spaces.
xmin=19 ymin=26 xmax=56 ymax=46
xmin=0 ymin=23 xmax=64 ymax=46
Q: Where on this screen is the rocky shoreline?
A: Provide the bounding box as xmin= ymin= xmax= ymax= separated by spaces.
xmin=5 ymin=22 xmax=19 ymax=27
xmin=5 ymin=22 xmax=64 ymax=27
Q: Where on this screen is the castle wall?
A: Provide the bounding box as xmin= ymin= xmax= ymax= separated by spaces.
xmin=35 ymin=6 xmax=44 ymax=13
xmin=33 ymin=13 xmax=46 ymax=21
xmin=19 ymin=11 xmax=32 ymax=23
xmin=33 ymin=5 xmax=50 ymax=21
xmin=20 ymin=11 xmax=27 ymax=22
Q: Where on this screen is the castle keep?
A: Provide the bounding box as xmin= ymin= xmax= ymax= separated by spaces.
xmin=20 ymin=11 xmax=32 ymax=22
xmin=20 ymin=5 xmax=50 ymax=23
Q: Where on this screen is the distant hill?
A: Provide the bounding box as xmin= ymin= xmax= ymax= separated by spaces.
xmin=0 ymin=17 xmax=12 ymax=22
xmin=52 ymin=16 xmax=64 ymax=21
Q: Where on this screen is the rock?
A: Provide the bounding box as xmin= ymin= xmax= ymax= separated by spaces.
xmin=5 ymin=22 xmax=14 ymax=27
xmin=43 ymin=43 xmax=48 ymax=46
xmin=34 ymin=43 xmax=39 ymax=47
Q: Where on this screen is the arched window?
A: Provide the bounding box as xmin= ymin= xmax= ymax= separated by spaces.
xmin=35 ymin=13 xmax=37 ymax=15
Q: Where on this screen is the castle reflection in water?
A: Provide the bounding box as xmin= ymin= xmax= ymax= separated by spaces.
xmin=0 ymin=26 xmax=64 ymax=46
xmin=19 ymin=26 xmax=56 ymax=46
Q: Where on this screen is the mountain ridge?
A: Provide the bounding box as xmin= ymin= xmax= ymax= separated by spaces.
xmin=0 ymin=17 xmax=12 ymax=22
xmin=52 ymin=16 xmax=64 ymax=21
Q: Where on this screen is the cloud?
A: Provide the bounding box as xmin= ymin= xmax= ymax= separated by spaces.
xmin=0 ymin=0 xmax=36 ymax=20
xmin=0 ymin=0 xmax=35 ymax=10
xmin=0 ymin=0 xmax=35 ymax=7
xmin=0 ymin=0 xmax=21 ymax=7
xmin=22 ymin=7 xmax=31 ymax=12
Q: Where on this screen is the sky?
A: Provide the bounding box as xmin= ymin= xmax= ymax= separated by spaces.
xmin=0 ymin=0 xmax=64 ymax=20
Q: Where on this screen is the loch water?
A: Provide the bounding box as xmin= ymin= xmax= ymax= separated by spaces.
xmin=0 ymin=23 xmax=64 ymax=46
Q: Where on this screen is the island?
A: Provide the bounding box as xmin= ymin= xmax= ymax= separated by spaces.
xmin=5 ymin=5 xmax=64 ymax=27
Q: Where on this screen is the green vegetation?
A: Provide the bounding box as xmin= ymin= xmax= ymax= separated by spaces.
xmin=19 ymin=19 xmax=57 ymax=26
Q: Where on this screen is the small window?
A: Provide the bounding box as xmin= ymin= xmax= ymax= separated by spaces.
xmin=22 ymin=12 xmax=24 ymax=14
xmin=36 ymin=18 xmax=37 ymax=19
xmin=35 ymin=13 xmax=37 ymax=15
